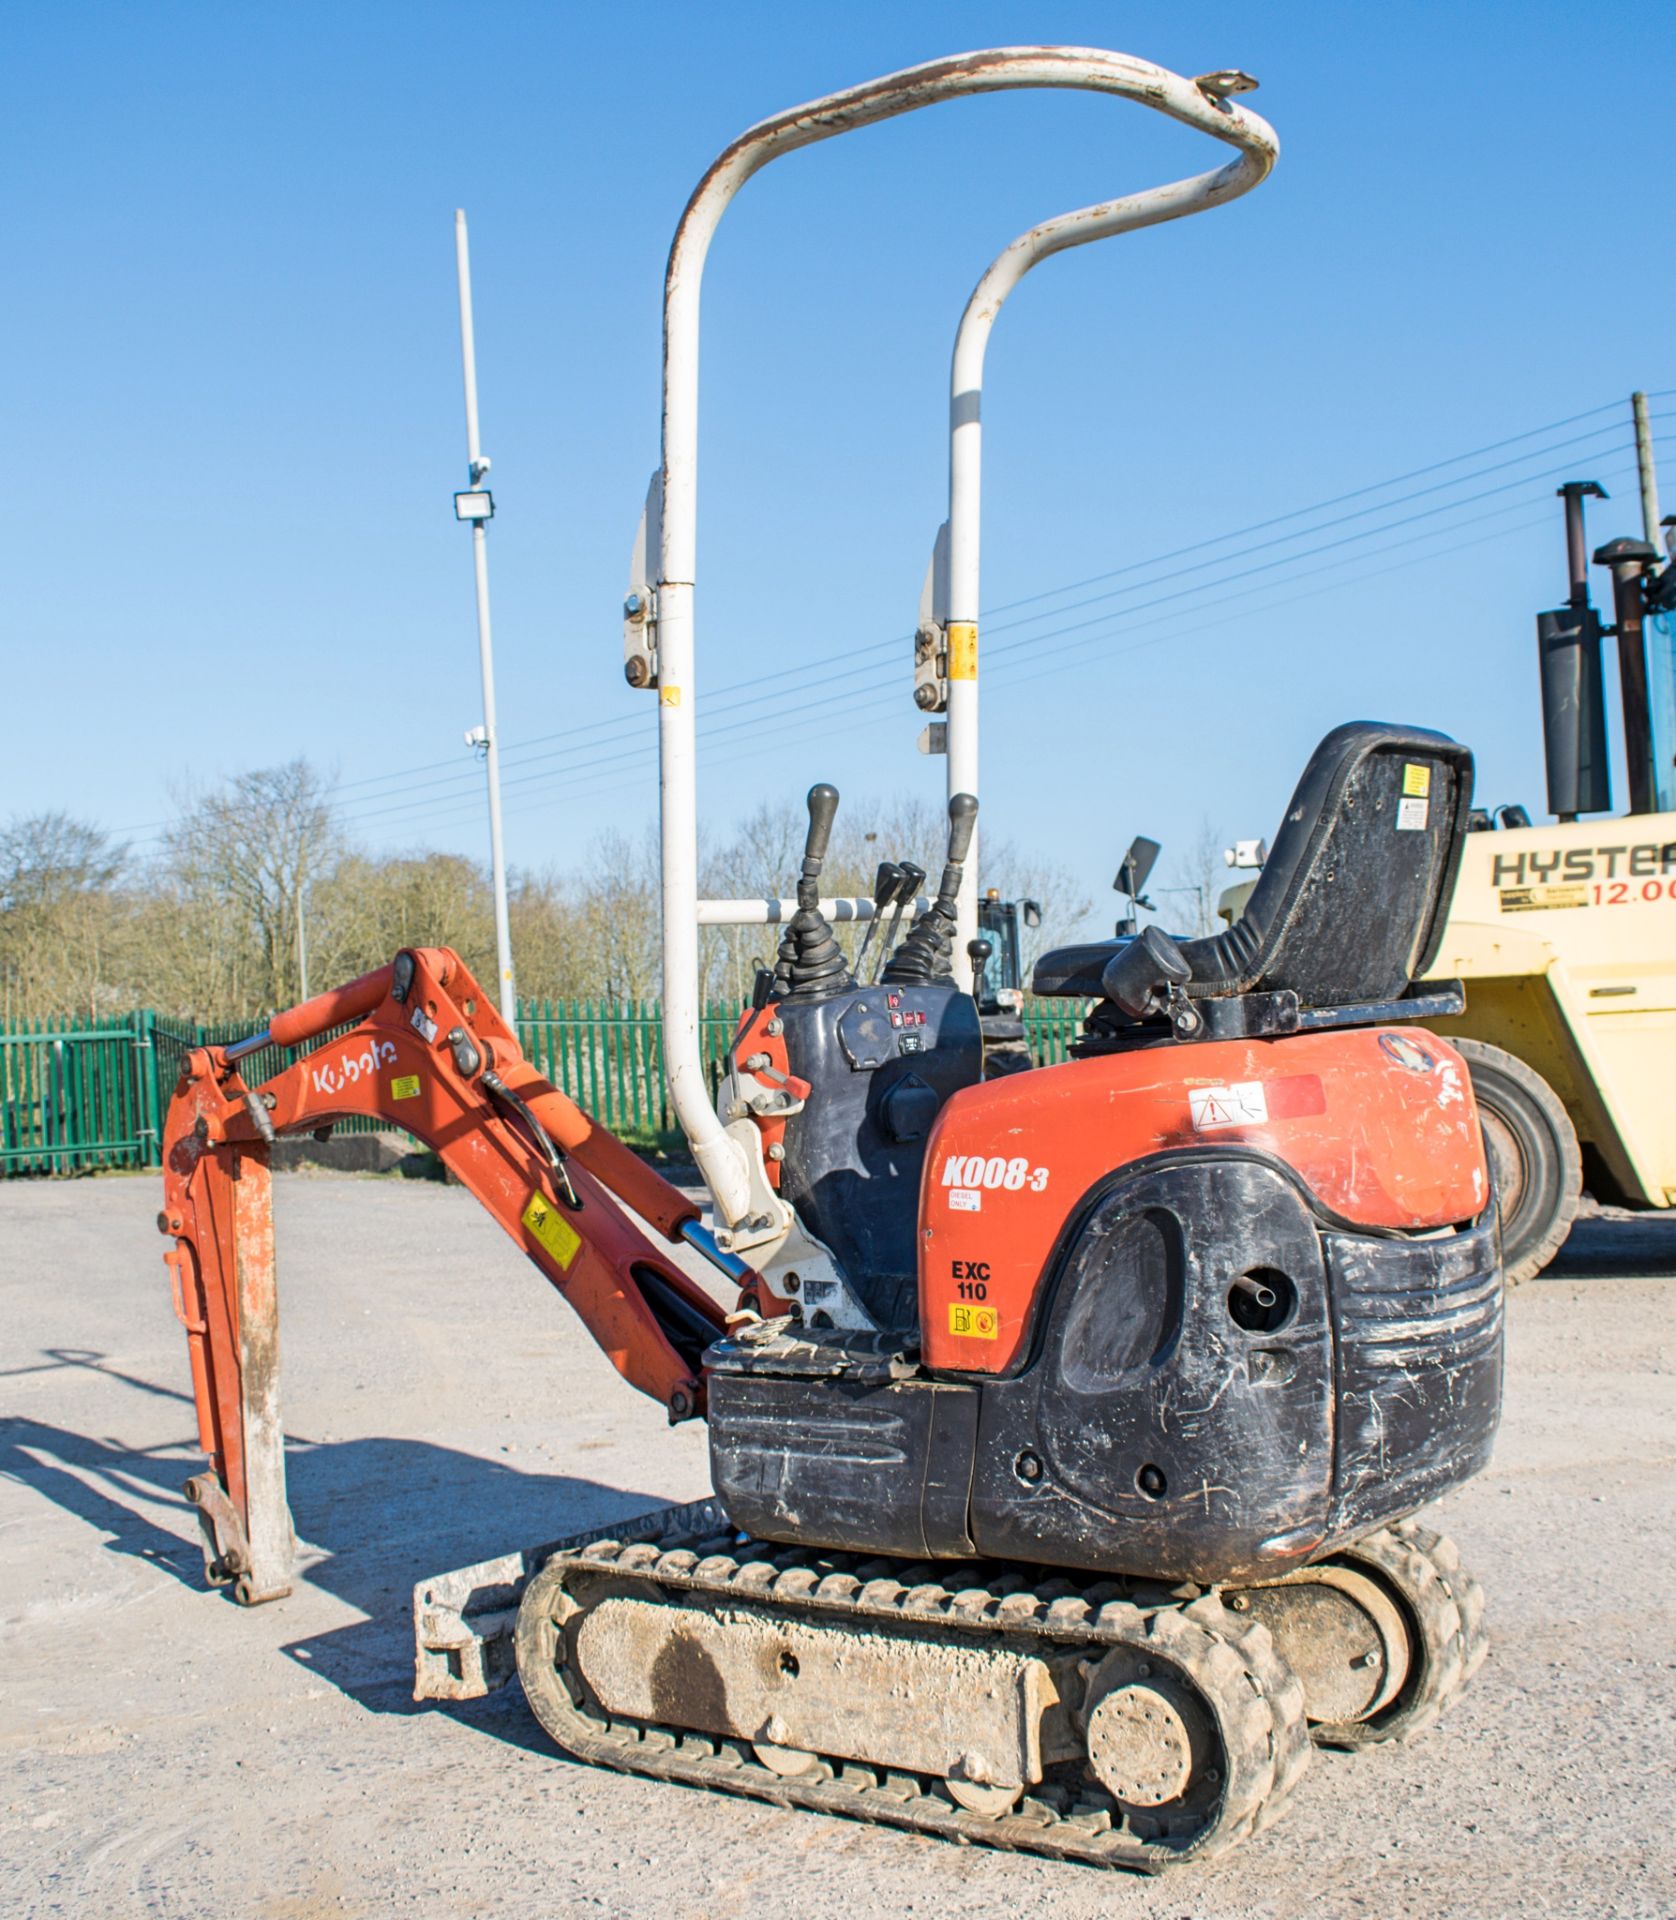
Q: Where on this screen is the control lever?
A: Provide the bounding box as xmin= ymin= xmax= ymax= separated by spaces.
xmin=966 ymin=937 xmax=993 ymax=1011
xmin=853 ymin=860 xmax=902 ymax=982
xmin=772 ymin=783 xmax=854 ymax=1000
xmin=872 ymin=861 xmax=925 ymax=983
xmin=799 ymin=782 xmax=839 ymax=902
xmin=881 ymin=793 xmax=978 ymax=986
xmin=931 ymin=791 xmax=977 ymax=917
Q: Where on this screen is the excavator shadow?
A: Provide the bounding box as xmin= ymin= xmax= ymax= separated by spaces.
xmin=279 ymin=1436 xmax=673 ymax=1731
xmin=2 ymin=1410 xmax=210 ymax=1587
xmin=0 ymin=1349 xmax=678 ymax=1746
xmin=1544 ymin=1210 xmax=1676 ymax=1281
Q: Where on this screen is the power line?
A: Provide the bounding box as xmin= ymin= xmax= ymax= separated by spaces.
xmin=108 ymin=398 xmax=1672 ymax=848
xmin=351 ymin=413 xmax=1673 ymax=820
xmin=277 ymin=401 xmax=1658 ymax=822
xmin=344 ymin=469 xmax=1638 ymax=842
xmin=981 ymin=423 xmax=1670 ymax=646
xmin=984 ymin=397 xmax=1640 ymax=616
xmin=330 ymin=439 xmax=1654 ymax=835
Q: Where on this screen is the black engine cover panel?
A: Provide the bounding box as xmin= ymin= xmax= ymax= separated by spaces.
xmin=970 ymin=1157 xmax=1335 ymax=1583
xmin=1323 ymin=1217 xmax=1503 ymax=1542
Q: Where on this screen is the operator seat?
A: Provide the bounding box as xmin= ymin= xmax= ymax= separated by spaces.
xmin=1032 ymin=722 xmax=1473 ymax=1024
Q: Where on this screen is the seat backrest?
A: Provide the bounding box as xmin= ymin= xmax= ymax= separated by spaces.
xmin=1033 ymin=721 xmax=1474 ymax=1010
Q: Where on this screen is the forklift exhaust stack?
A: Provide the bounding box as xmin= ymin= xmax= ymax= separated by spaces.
xmin=1538 ymin=481 xmax=1612 ymax=819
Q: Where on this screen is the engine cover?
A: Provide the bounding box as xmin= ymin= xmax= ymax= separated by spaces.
xmin=706 ymin=1024 xmax=1503 ymax=1585
xmin=916 ymin=1026 xmax=1488 ymax=1374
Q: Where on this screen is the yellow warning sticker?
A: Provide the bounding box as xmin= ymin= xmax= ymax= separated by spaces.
xmin=948 ymin=1302 xmax=999 ymax=1340
xmin=523 ymin=1191 xmax=581 ymax=1271
xmin=390 ymin=1074 xmax=421 ymax=1101
xmin=1402 ymin=762 xmax=1431 ymax=798
xmin=659 ymin=684 xmax=682 ymax=707
xmin=947 ymin=623 xmax=978 ymax=680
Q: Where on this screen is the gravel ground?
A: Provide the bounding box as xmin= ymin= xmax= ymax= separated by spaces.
xmin=2 ymin=1172 xmax=1673 ymax=1919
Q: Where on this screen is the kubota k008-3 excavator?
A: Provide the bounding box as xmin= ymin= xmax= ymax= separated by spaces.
xmin=156 ymin=48 xmax=1500 ymax=1871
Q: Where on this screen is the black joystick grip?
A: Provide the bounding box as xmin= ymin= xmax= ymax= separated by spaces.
xmin=796 ymin=783 xmax=840 ymax=912
xmin=930 ymin=792 xmax=977 ymax=916
xmin=945 ymin=791 xmax=977 ymax=869
xmin=774 ymin=780 xmax=854 ymax=1000
xmin=882 ymin=792 xmax=979 ymax=987
xmin=804 ymin=783 xmax=839 ymax=865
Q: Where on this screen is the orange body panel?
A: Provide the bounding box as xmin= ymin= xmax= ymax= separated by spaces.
xmin=919 ymin=1027 xmax=1488 ymax=1375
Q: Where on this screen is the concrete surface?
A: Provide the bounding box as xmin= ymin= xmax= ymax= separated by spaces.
xmin=2 ymin=1172 xmax=1673 ymax=1919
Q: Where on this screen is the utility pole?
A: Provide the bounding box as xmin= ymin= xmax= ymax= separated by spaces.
xmin=1633 ymin=391 xmax=1664 ymax=552
xmin=296 ymin=878 xmax=310 ymax=1002
xmin=1152 ymin=882 xmax=1210 ymax=934
xmin=453 ymin=208 xmax=517 ymax=1026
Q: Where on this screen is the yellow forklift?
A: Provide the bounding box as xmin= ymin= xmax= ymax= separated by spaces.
xmin=1422 ymin=451 xmax=1676 ymax=1281
xmin=1220 ymin=406 xmax=1676 ymax=1283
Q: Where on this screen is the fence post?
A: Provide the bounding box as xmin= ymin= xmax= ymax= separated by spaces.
xmin=134 ymin=1008 xmax=160 ymax=1168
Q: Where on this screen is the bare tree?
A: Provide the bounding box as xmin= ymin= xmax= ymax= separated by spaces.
xmin=0 ymin=813 xmax=130 ymax=1018
xmin=160 ymin=761 xmax=342 ymax=1013
xmin=1150 ymin=817 xmax=1227 ymax=936
xmin=561 ymin=827 xmax=665 ymax=1002
xmin=312 ymin=851 xmax=498 ymax=990
xmin=0 ymin=770 xmax=1098 ymax=1025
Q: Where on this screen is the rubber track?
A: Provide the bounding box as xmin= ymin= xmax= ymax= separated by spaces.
xmin=1310 ymin=1520 xmax=1488 ymax=1750
xmin=515 ymin=1522 xmax=1311 ymax=1872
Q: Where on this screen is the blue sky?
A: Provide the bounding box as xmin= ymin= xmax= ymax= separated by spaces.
xmin=5 ymin=3 xmax=1672 ymax=932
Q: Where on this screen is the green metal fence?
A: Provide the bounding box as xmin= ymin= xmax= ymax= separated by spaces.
xmin=0 ymin=997 xmax=1090 ymax=1176
xmin=0 ymin=1012 xmax=161 ymax=1173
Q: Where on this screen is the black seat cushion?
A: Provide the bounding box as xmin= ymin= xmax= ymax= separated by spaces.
xmin=1033 ymin=721 xmax=1474 ymax=1011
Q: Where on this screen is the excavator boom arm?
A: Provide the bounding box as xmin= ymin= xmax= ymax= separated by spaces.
xmin=157 ymin=947 xmax=733 ymax=1603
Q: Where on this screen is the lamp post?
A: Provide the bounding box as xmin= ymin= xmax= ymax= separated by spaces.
xmin=1152 ymin=882 xmax=1211 ymax=934
xmin=454 ymin=208 xmax=516 ymax=1026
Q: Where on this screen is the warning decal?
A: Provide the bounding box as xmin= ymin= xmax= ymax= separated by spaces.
xmin=1402 ymin=763 xmax=1432 ymax=798
xmin=948 ymin=1302 xmax=999 ymax=1340
xmin=947 ymin=623 xmax=978 ymax=680
xmin=1189 ymin=1082 xmax=1269 ymax=1131
xmin=390 ymin=1074 xmax=422 ymax=1100
xmin=1396 ymin=796 xmax=1430 ymax=832
xmin=522 ymin=1191 xmax=581 ymax=1271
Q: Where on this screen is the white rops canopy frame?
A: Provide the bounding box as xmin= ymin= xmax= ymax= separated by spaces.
xmin=627 ymin=47 xmax=1279 ymax=1237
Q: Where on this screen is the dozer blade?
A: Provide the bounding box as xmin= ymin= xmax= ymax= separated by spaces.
xmin=412 ymin=1497 xmax=727 ymax=1702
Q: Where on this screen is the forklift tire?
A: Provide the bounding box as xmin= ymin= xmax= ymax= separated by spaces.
xmin=982 ymin=1040 xmax=1034 ymax=1079
xmin=1454 ymin=1037 xmax=1581 ymax=1286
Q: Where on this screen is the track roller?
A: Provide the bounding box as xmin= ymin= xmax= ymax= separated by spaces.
xmin=1227 ymin=1520 xmax=1487 ymax=1750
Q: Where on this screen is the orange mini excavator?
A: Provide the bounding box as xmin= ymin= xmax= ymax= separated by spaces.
xmin=160 ymin=731 xmax=1499 ymax=1870
xmin=156 ymin=48 xmax=1500 ymax=1871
